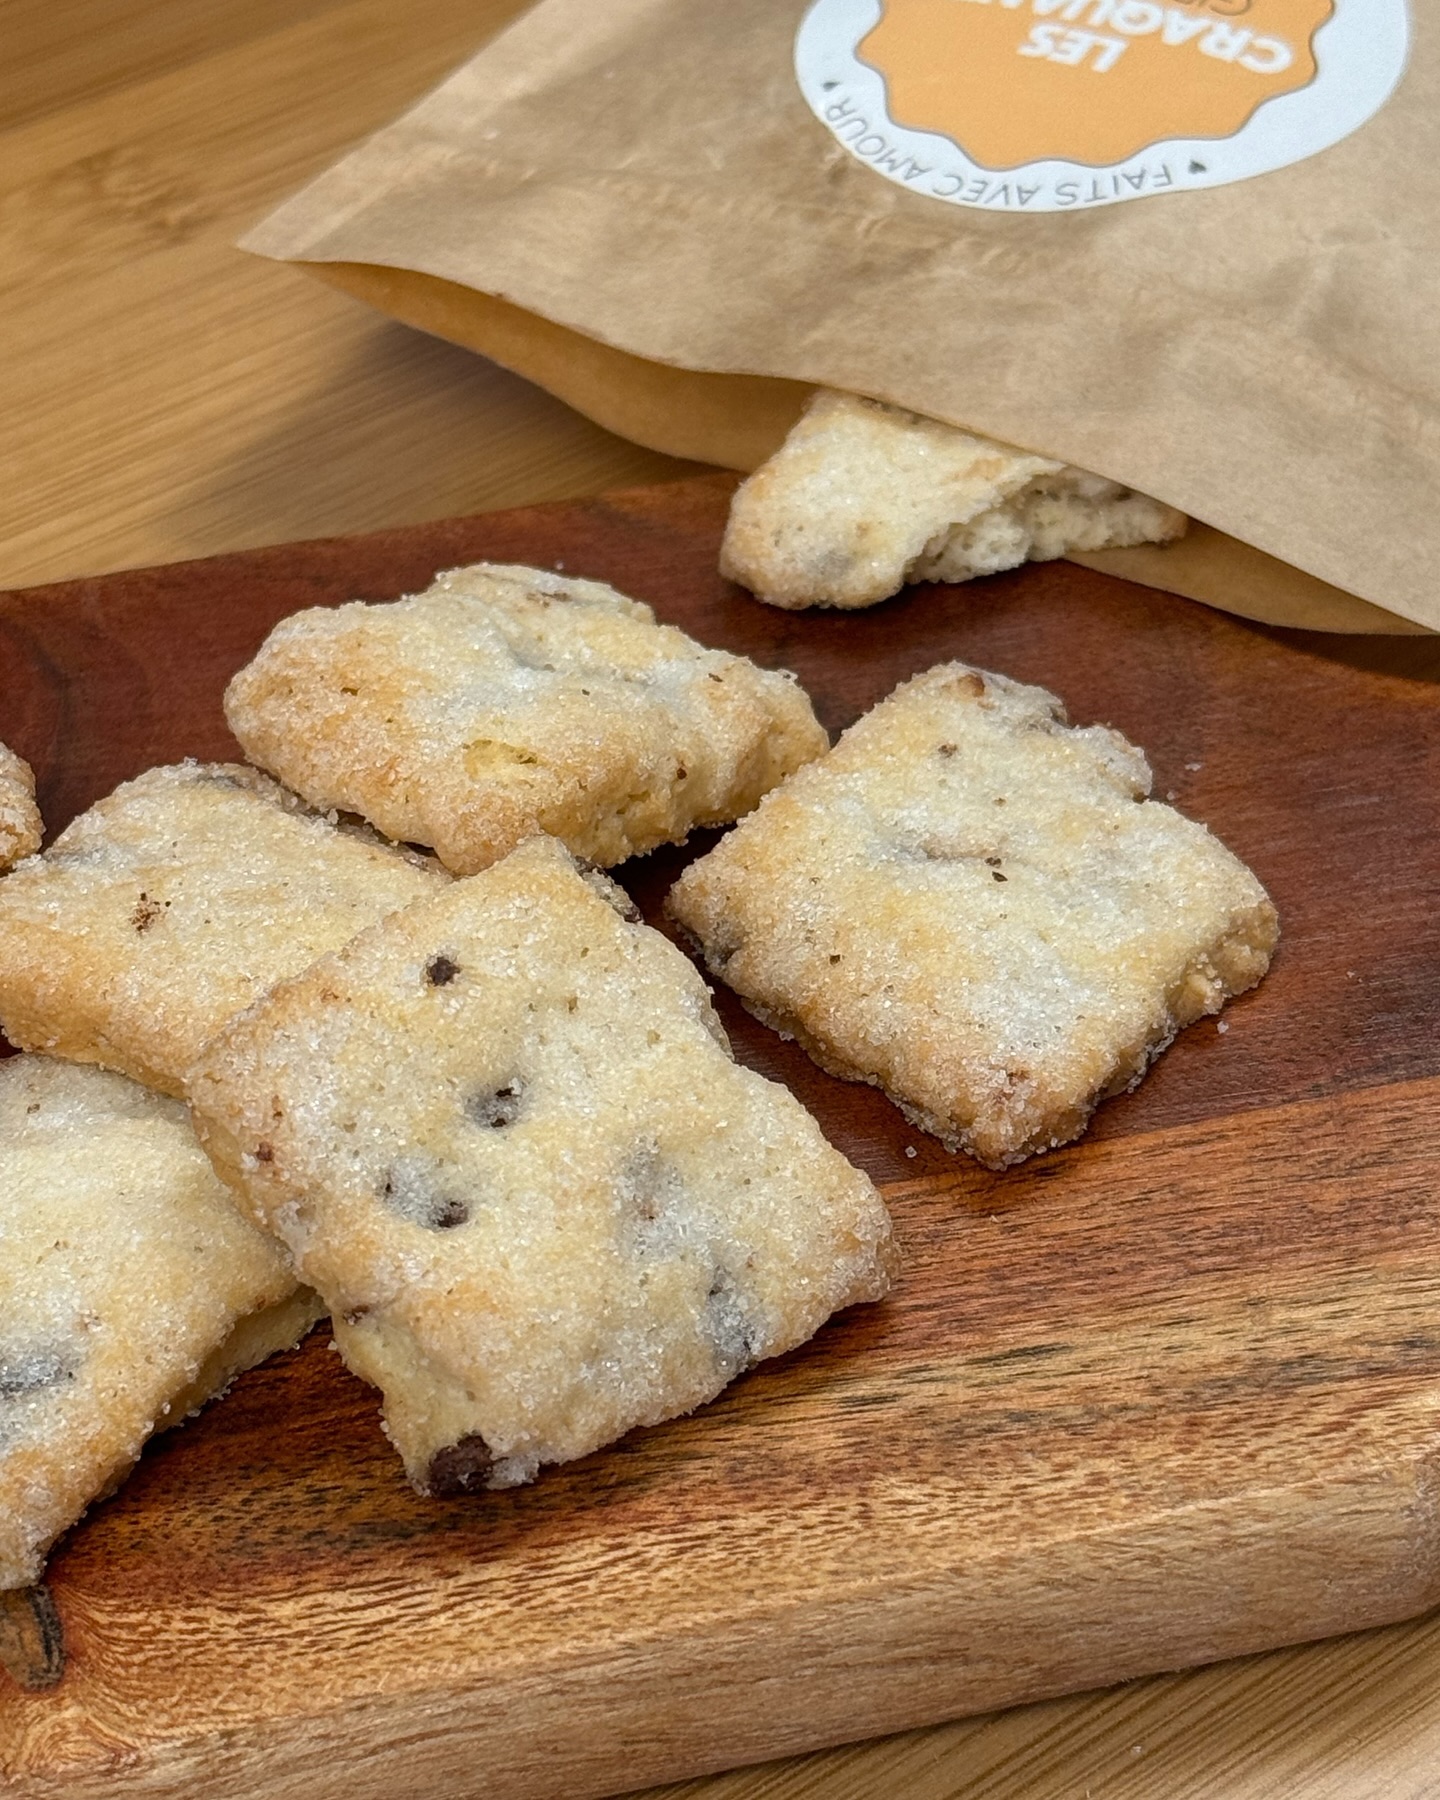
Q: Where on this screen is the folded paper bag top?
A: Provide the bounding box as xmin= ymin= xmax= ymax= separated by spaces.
xmin=242 ymin=0 xmax=1435 ymax=635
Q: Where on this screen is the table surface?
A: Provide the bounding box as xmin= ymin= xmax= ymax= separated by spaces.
xmin=4 ymin=5 xmax=1439 ymax=1797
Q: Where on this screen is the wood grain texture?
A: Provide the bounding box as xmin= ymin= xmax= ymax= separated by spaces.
xmin=2 ymin=476 xmax=1439 ymax=1799
xmin=0 ymin=0 xmax=697 ymax=593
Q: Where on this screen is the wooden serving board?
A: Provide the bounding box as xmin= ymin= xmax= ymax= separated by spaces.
xmin=2 ymin=475 xmax=1439 ymax=1800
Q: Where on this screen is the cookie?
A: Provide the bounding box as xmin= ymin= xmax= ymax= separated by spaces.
xmin=0 ymin=1055 xmax=322 ymax=1591
xmin=224 ymin=561 xmax=829 ymax=874
xmin=668 ymin=663 xmax=1278 ymax=1168
xmin=0 ymin=762 xmax=448 ymax=1096
xmin=721 ymin=390 xmax=1187 ymax=610
xmin=188 ymin=836 xmax=896 ymax=1495
xmin=0 ymin=742 xmax=42 ymax=871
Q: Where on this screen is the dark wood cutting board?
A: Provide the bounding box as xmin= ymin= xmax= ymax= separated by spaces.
xmin=2 ymin=475 xmax=1439 ymax=1800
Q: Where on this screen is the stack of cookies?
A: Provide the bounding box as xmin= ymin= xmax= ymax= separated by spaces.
xmin=0 ymin=564 xmax=893 ymax=1594
xmin=0 ymin=549 xmax=1275 ymax=1601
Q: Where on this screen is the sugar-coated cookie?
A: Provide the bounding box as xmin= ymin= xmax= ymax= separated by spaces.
xmin=722 ymin=390 xmax=1186 ymax=610
xmin=0 ymin=742 xmax=42 ymax=871
xmin=224 ymin=562 xmax=829 ymax=874
xmin=668 ymin=663 xmax=1277 ymax=1167
xmin=0 ymin=1055 xmax=321 ymax=1590
xmin=189 ymin=837 xmax=896 ymax=1495
xmin=0 ymin=762 xmax=448 ymax=1096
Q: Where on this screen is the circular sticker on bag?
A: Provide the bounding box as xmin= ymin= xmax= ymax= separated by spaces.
xmin=796 ymin=0 xmax=1408 ymax=212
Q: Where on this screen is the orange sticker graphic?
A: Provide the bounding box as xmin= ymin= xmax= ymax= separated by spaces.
xmin=862 ymin=0 xmax=1327 ymax=170
xmin=796 ymin=0 xmax=1408 ymax=211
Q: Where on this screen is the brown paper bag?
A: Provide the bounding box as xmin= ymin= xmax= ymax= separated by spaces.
xmin=244 ymin=0 xmax=1435 ymax=634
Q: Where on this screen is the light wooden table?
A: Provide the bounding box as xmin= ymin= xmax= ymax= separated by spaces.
xmin=5 ymin=5 xmax=1440 ymax=1797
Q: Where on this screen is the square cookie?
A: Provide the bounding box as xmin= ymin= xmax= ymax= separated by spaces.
xmin=721 ymin=390 xmax=1186 ymax=610
xmin=0 ymin=741 xmax=42 ymax=871
xmin=668 ymin=663 xmax=1278 ymax=1168
xmin=0 ymin=762 xmax=448 ymax=1096
xmin=224 ymin=561 xmax=829 ymax=874
xmin=188 ymin=837 xmax=896 ymax=1495
xmin=0 ymin=1055 xmax=321 ymax=1591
